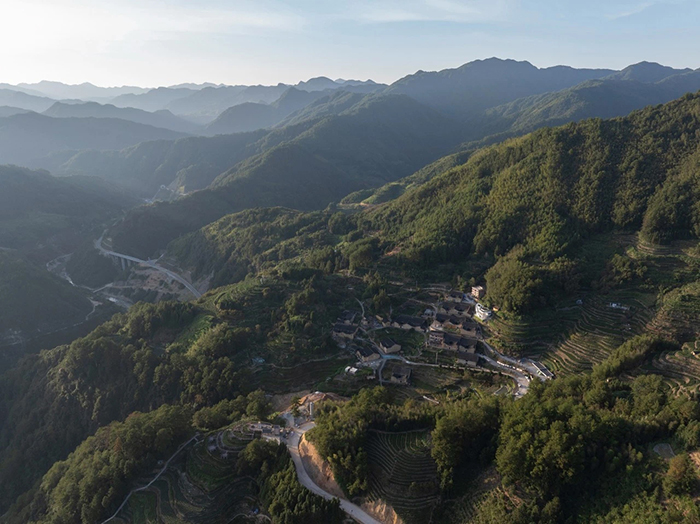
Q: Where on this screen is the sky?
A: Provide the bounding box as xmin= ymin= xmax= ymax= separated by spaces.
xmin=0 ymin=0 xmax=698 ymax=87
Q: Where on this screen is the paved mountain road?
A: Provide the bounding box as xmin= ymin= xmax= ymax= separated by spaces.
xmin=280 ymin=423 xmax=383 ymax=524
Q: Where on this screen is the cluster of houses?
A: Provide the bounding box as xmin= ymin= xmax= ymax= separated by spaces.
xmin=429 ymin=327 xmax=481 ymax=367
xmin=331 ymin=284 xmax=492 ymax=368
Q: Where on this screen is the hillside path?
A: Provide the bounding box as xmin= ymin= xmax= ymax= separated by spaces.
xmin=98 ymin=434 xmax=199 ymax=524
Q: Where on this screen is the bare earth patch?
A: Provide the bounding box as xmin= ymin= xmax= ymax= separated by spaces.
xmin=298 ymin=435 xmax=345 ymax=499
xmin=689 ymin=451 xmax=700 ymax=469
xmin=270 ymin=390 xmax=310 ymax=412
xmin=361 ymin=499 xmax=404 ymax=524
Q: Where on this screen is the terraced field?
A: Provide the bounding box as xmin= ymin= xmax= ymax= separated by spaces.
xmin=443 ymin=487 xmax=506 ymax=524
xmin=542 ymin=295 xmax=655 ymax=376
xmin=647 ymin=280 xmax=700 ymax=341
xmin=113 ymin=431 xmax=257 ymax=524
xmin=643 ymin=349 xmax=700 ymax=395
xmin=487 ymin=311 xmax=578 ymax=357
xmin=489 ymin=236 xmax=700 ymax=379
xmin=365 ymin=429 xmax=440 ymax=524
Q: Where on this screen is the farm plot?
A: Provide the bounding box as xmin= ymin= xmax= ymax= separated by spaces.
xmin=640 ymin=349 xmax=700 ymax=394
xmin=541 ymin=295 xmax=653 ymax=376
xmin=248 ymin=356 xmax=351 ymax=393
xmin=114 ymin=433 xmax=257 ymax=524
xmin=365 ymin=429 xmax=440 ymax=524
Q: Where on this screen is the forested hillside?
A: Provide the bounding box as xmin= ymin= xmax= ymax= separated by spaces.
xmin=0 ymin=165 xmax=136 ymax=357
xmin=359 ymin=92 xmax=700 ymax=313
xmin=471 ymin=72 xmax=700 ymax=143
xmin=0 ymin=165 xmax=135 ymax=251
xmin=3 ymin=55 xmax=700 ymax=524
xmin=57 ymin=90 xmax=376 ymax=197
xmin=0 ymin=112 xmax=189 ymax=169
xmin=0 ymin=271 xmax=362 ymax=514
xmin=58 ymin=130 xmax=269 ymax=195
xmin=0 ymin=251 xmax=92 ymax=334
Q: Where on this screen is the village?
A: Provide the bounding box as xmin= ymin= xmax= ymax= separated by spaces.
xmin=331 ymin=283 xmax=553 ymax=397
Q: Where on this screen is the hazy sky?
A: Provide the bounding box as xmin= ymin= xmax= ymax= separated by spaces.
xmin=1 ymin=0 xmax=698 ymax=87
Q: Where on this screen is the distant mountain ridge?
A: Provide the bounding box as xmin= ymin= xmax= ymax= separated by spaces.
xmin=384 ymin=57 xmax=617 ymax=119
xmin=108 ymin=77 xmax=385 ymax=121
xmin=43 ymin=101 xmax=200 ymax=134
xmin=0 ymin=106 xmax=30 ymax=118
xmin=0 ymin=89 xmax=56 ymax=112
xmin=109 ymin=87 xmax=200 ymax=113
xmin=55 ymin=89 xmax=421 ymax=197
xmin=15 ymin=81 xmax=147 ymax=101
xmin=341 ymin=61 xmax=700 ymax=207
xmin=604 ymin=61 xmax=693 ymax=83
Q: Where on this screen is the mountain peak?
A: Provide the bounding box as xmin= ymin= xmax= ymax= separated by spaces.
xmin=296 ymin=77 xmax=341 ymax=91
xmin=607 ymin=61 xmax=693 ymax=83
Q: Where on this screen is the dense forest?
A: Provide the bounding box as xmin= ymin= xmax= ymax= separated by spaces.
xmin=0 ymin=251 xmax=92 ymax=333
xmin=360 ymin=92 xmax=700 ymax=314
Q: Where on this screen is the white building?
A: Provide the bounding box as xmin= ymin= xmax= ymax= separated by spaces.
xmin=475 ymin=303 xmax=492 ymax=321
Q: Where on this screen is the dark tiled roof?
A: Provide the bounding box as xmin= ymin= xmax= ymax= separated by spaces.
xmin=356 ymin=346 xmax=377 ymax=358
xmin=459 ymin=338 xmax=477 ymax=349
xmin=394 ymin=315 xmax=426 ymax=327
xmin=444 ymin=333 xmax=461 ymax=344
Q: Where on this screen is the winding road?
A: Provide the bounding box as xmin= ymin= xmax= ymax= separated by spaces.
xmin=95 ymin=233 xmax=202 ymax=299
xmin=283 ymin=423 xmax=383 ymax=524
